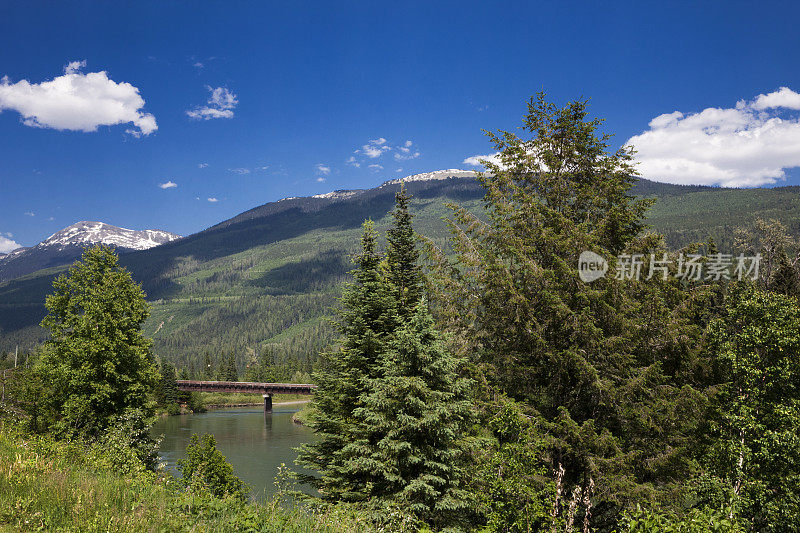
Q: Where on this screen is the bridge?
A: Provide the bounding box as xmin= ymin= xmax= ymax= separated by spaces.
xmin=175 ymin=380 xmax=316 ymax=413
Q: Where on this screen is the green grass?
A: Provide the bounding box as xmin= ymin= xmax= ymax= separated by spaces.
xmin=197 ymin=392 xmax=311 ymax=407
xmin=0 ymin=418 xmax=402 ymax=532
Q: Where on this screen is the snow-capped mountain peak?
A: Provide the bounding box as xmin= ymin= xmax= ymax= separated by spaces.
xmin=40 ymin=221 xmax=181 ymax=251
xmin=382 ymin=169 xmax=477 ymax=186
xmin=0 ymin=221 xmax=182 ymax=284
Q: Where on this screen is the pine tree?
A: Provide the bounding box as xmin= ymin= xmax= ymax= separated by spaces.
xmin=353 ymin=301 xmax=474 ymax=527
xmin=158 ymin=361 xmax=179 ymax=406
xmin=385 ymin=183 xmax=423 ymax=319
xmin=35 ymin=244 xmax=158 ymax=436
xmin=202 ymin=352 xmax=213 ymax=379
xmin=296 ymin=220 xmax=397 ymax=500
xmin=768 ymin=250 xmax=800 ymax=297
xmin=224 ymin=352 xmax=238 ymax=381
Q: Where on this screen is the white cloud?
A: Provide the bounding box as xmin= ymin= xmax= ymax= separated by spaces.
xmin=362 ymin=143 xmax=389 ymax=158
xmin=256 ymin=166 xmax=269 ymax=171
xmin=395 ymin=150 xmax=420 ymax=161
xmin=315 ymin=163 xmax=331 ymax=175
xmin=5 ymin=232 xmax=12 ymax=237
xmin=228 ymin=167 xmax=250 ymax=174
xmin=394 ymin=140 xmax=420 ymax=160
xmin=317 ymin=177 xmax=326 ymax=182
xmin=351 ymin=138 xmax=420 ymax=165
xmin=396 ymin=168 xmax=403 ymax=172
xmin=207 ymin=197 xmax=218 ymax=202
xmin=187 ymin=86 xmax=237 ymax=120
xmin=0 ymin=60 xmax=157 ymax=136
xmin=47 ymin=216 xmax=54 ymax=221
xmin=463 ymin=152 xmax=502 ymax=167
xmin=198 ymin=162 xmax=208 ymax=168
xmin=751 ymin=87 xmax=800 ymax=111
xmin=0 ymin=235 xmax=22 ymax=254
xmin=24 ymin=211 xmax=34 ymax=217
xmin=193 ymin=62 xmax=204 ymax=69
xmin=368 ymin=164 xmax=383 ymax=172
xmin=627 ymin=87 xmax=800 ymax=187
xmin=159 ymin=181 xmax=177 ymax=189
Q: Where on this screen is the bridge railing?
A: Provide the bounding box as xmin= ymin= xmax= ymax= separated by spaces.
xmin=175 ymin=380 xmax=317 ymax=395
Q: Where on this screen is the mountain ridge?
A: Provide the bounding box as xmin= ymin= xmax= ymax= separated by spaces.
xmin=0 ymin=221 xmax=181 ymax=283
xmin=3 ymin=170 xmax=800 ymax=371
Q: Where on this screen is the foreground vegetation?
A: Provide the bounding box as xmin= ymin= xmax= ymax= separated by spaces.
xmin=0 ymin=414 xmax=406 ymax=532
xmin=3 ymin=93 xmax=800 ymax=531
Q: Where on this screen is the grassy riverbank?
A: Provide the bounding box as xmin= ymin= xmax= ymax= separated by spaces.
xmin=291 ymin=403 xmax=313 ymax=425
xmin=0 ymin=417 xmax=408 ymax=532
xmin=196 ymin=392 xmax=311 ymax=408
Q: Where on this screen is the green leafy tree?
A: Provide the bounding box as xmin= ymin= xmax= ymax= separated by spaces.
xmin=179 ymin=433 xmax=249 ymax=501
xmin=473 ymin=398 xmax=557 ymax=532
xmin=702 ymin=284 xmax=800 ymax=531
xmin=296 ymin=220 xmax=397 ymax=500
xmin=35 ymin=245 xmax=158 ymax=436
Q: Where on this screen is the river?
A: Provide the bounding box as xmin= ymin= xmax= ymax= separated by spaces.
xmin=152 ymin=405 xmax=316 ymax=499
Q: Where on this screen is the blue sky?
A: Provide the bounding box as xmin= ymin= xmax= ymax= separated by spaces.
xmin=2 ymin=1 xmax=800 ymax=250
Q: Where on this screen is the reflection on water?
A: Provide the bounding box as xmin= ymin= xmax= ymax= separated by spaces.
xmin=152 ymin=406 xmax=315 ymax=499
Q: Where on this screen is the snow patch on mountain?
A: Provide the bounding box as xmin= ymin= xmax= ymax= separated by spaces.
xmin=310 ymin=170 xmax=477 ymax=200
xmin=382 ymin=169 xmax=477 ymax=186
xmin=40 ymin=221 xmax=181 ymax=251
xmin=312 ymin=190 xmax=362 ymax=200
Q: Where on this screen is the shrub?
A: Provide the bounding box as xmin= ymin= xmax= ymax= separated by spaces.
xmin=178 ymin=433 xmax=249 ymax=501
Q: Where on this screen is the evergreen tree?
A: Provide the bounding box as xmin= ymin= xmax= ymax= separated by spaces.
xmin=385 ymin=184 xmax=423 ymax=319
xmin=352 ymin=301 xmax=474 ymax=528
xmin=296 ymin=220 xmax=397 ymax=500
xmin=768 ymin=250 xmax=800 ymax=297
xmin=35 ymin=245 xmax=158 ymax=436
xmin=223 ymin=352 xmax=238 ymax=381
xmin=202 ymin=352 xmax=213 ymax=379
xmin=158 ymin=361 xmax=179 ymax=407
xmin=426 ymin=93 xmax=706 ymax=525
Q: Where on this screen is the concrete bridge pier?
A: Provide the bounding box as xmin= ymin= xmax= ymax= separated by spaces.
xmin=263 ymin=393 xmax=273 ymax=414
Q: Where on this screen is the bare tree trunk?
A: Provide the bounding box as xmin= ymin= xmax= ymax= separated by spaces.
xmin=551 ymin=462 xmax=565 ymax=532
xmin=565 ymin=486 xmax=582 ymax=532
xmin=582 ymin=477 xmax=594 ymax=533
xmin=731 ymin=429 xmax=745 ymax=520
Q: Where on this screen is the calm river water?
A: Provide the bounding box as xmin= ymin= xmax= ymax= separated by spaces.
xmin=152 ymin=405 xmax=315 ymax=499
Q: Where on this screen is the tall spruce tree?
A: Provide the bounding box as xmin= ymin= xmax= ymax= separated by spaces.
xmin=353 ymin=301 xmax=474 ymax=528
xmin=385 ymin=184 xmax=423 ymax=319
xmin=296 ymin=220 xmax=397 ymax=500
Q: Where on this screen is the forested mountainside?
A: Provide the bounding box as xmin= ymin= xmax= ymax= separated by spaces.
xmin=2 ymin=172 xmax=800 ymax=375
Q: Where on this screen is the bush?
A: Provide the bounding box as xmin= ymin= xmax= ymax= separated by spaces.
xmin=178 ymin=433 xmax=249 ymax=501
xmin=619 ymin=506 xmax=744 ymax=533
xmin=93 ymin=408 xmax=161 ymax=474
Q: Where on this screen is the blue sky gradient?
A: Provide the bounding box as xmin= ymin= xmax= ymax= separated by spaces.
xmin=2 ymin=1 xmax=800 ymax=248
